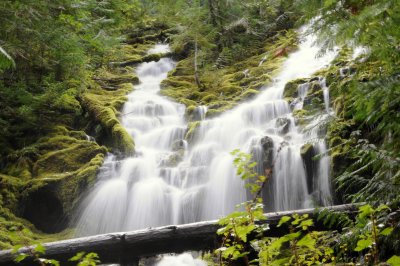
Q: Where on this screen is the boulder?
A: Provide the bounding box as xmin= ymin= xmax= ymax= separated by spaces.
xmin=300 ymin=143 xmax=315 ymax=192
xmin=260 ymin=136 xmax=274 ymax=170
xmin=172 ymin=139 xmax=187 ymax=151
xmin=275 ymin=117 xmax=291 ymax=135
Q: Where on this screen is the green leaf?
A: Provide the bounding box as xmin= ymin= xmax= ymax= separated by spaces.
xmin=299 ymin=219 xmax=313 ymax=230
xmin=358 ymin=204 xmax=374 ymax=219
xmin=380 ymin=227 xmax=393 ymax=236
xmin=14 ymin=253 xmax=28 ymax=263
xmin=323 ymin=0 xmax=337 ymax=8
xmin=12 ymin=245 xmax=23 ymax=253
xmin=297 ymin=234 xmax=316 ymax=250
xmin=376 ymin=204 xmax=390 ymax=212
xmin=278 ymin=216 xmax=291 ymax=227
xmin=236 ymin=224 xmax=255 ymax=242
xmin=354 ymin=238 xmax=373 ymax=252
xmin=34 ymin=244 xmax=46 ymax=255
xmin=70 ymin=251 xmax=86 ymax=262
xmin=387 ymin=255 xmax=400 ymax=266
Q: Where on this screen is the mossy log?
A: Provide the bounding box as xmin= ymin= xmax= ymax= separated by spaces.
xmin=0 ymin=204 xmax=359 ymax=266
xmin=118 ymin=53 xmax=167 ymax=67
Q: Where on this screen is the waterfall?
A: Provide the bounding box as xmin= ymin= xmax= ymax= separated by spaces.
xmin=76 ymin=30 xmax=337 ymax=237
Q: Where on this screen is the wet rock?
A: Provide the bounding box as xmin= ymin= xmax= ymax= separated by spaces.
xmin=260 ymin=136 xmax=274 ymax=170
xmin=172 ymin=139 xmax=186 ymax=151
xmin=275 ymin=13 xmax=294 ymax=31
xmin=275 ymin=117 xmax=291 ymax=135
xmin=191 ymin=106 xmax=208 ymax=121
xmin=283 ymin=78 xmax=308 ymax=98
xmin=303 ymin=82 xmax=322 ymax=105
xmin=160 ymin=151 xmax=184 ymax=167
xmin=300 ymin=143 xmax=315 ymax=192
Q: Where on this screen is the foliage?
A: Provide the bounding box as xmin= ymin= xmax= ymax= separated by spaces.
xmin=69 ymin=252 xmax=100 ymax=266
xmin=259 ymin=214 xmax=333 ymax=265
xmin=0 ymin=45 xmax=15 ymax=71
xmin=0 ymin=0 xmax=143 ymax=160
xmin=215 ymin=151 xmax=400 ymax=265
xmin=297 ymin=0 xmax=400 ymax=207
xmin=337 ymin=136 xmax=400 ymax=203
xmin=13 ymin=244 xmax=60 ymax=266
xmin=13 ymin=244 xmax=100 ymax=266
xmin=215 ymin=150 xmax=268 ymax=265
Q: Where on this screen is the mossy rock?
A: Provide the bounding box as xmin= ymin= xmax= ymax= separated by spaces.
xmin=201 ymin=94 xmax=218 ymax=103
xmin=55 ymin=88 xmax=82 ymax=113
xmin=95 ymin=68 xmax=139 ymax=86
xmin=0 ymin=126 xmax=107 ymax=241
xmin=241 ymin=89 xmax=260 ymax=100
xmin=81 ymin=84 xmax=135 ymax=155
xmin=158 ymin=30 xmax=297 ymax=117
xmin=300 ymin=143 xmax=315 ymax=192
xmin=119 ymin=52 xmax=163 ymax=67
xmin=185 ymin=121 xmax=201 ymax=142
xmin=283 ymin=78 xmax=308 ymax=98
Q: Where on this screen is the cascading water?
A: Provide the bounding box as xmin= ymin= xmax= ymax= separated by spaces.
xmin=76 ymin=28 xmax=337 ymax=240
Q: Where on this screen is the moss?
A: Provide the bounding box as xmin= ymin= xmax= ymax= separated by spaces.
xmin=201 ymin=94 xmax=218 ymax=103
xmin=162 ymin=150 xmax=184 ymax=167
xmin=95 ymin=68 xmax=139 ymax=86
xmin=185 ymin=121 xmax=201 ymax=142
xmin=160 ymin=31 xmax=297 ymax=117
xmin=241 ymin=89 xmax=259 ymax=99
xmin=81 ymin=84 xmax=135 ymax=155
xmin=0 ymin=125 xmax=107 ymax=247
xmin=283 ymin=78 xmax=308 ymax=98
xmin=0 ymin=32 xmax=171 ymax=247
xmin=300 ymin=143 xmax=314 ymax=157
xmin=55 ymin=88 xmax=82 ymax=113
xmin=112 ymin=124 xmax=135 ymax=155
xmin=119 ymin=52 xmax=164 ymax=66
xmin=0 ymin=204 xmax=74 ymax=249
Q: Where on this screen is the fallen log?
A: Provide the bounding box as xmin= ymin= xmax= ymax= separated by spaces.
xmin=0 ymin=204 xmax=358 ymax=266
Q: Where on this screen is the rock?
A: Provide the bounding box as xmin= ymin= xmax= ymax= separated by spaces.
xmin=190 ymin=106 xmax=208 ymax=121
xmin=283 ymin=78 xmax=308 ymax=98
xmin=172 ymin=139 xmax=186 ymax=151
xmin=260 ymin=136 xmax=274 ymax=170
xmin=275 ymin=117 xmax=291 ymax=135
xmin=300 ymin=143 xmax=315 ymax=193
xmin=185 ymin=121 xmax=201 ymax=142
xmin=160 ymin=150 xmax=184 ymax=167
xmin=275 ymin=13 xmax=294 ymax=31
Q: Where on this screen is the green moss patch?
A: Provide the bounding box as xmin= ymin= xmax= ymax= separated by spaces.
xmin=81 ymin=83 xmax=135 ymax=155
xmin=161 ymin=30 xmax=298 ymax=119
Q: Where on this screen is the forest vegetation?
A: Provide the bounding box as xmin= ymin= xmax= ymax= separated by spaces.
xmin=0 ymin=0 xmax=399 ymax=265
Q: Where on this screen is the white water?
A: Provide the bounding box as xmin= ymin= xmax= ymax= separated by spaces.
xmin=77 ymin=31 xmax=336 ymax=240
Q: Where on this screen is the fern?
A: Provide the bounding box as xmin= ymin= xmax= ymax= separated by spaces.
xmin=0 ymin=45 xmax=15 ymax=71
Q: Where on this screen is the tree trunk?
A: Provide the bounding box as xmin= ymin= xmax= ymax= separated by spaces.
xmin=208 ymin=0 xmax=218 ymax=26
xmin=194 ymin=37 xmax=202 ymax=90
xmin=0 ymin=204 xmax=359 ymax=266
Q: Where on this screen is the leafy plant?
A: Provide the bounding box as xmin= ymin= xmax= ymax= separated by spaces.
xmin=215 ymin=150 xmax=269 ymax=265
xmin=352 ymin=204 xmax=394 ymax=265
xmin=13 ymin=244 xmax=100 ymax=266
xmin=13 ymin=244 xmax=59 ymax=266
xmin=259 ymin=214 xmax=333 ymax=266
xmin=69 ymin=252 xmax=101 ymax=266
